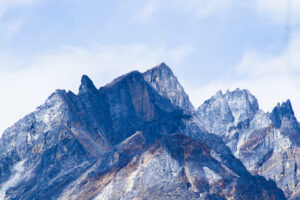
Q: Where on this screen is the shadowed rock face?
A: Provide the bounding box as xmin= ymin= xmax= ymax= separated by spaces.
xmin=99 ymin=70 xmax=185 ymax=145
xmin=197 ymin=90 xmax=300 ymax=199
xmin=271 ymin=100 xmax=300 ymax=145
xmin=0 ymin=64 xmax=286 ymax=200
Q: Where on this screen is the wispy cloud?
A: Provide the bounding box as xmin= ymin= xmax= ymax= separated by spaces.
xmin=253 ymin=0 xmax=300 ymax=25
xmin=0 ymin=18 xmax=24 ymax=37
xmin=133 ymin=0 xmax=300 ymax=26
xmin=0 ymin=0 xmax=39 ymax=17
xmin=172 ymin=0 xmax=234 ymax=19
xmin=0 ymin=0 xmax=40 ymax=38
xmin=132 ymin=0 xmax=234 ymax=21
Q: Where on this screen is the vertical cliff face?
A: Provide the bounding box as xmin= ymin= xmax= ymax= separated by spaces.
xmin=99 ymin=70 xmax=185 ymax=145
xmin=0 ymin=64 xmax=287 ymax=200
xmin=197 ymin=89 xmax=300 ymax=199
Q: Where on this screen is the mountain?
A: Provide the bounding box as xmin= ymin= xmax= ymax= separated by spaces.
xmin=0 ymin=63 xmax=286 ymax=199
xmin=197 ymin=89 xmax=300 ymax=199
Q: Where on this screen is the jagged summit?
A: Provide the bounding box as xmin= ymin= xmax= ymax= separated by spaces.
xmin=151 ymin=62 xmax=173 ymax=72
xmin=272 ymin=100 xmax=295 ymax=118
xmin=270 ymin=99 xmax=300 ymax=146
xmin=198 ymin=88 xmax=259 ymax=134
xmin=79 ymin=74 xmax=97 ymax=94
xmin=270 ymin=99 xmax=298 ymax=129
xmin=143 ymin=62 xmax=194 ymax=110
xmin=100 ymin=62 xmax=194 ymax=110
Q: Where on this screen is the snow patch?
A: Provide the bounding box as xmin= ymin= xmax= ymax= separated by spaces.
xmin=203 ymin=167 xmax=221 ymax=185
xmin=0 ymin=160 xmax=27 ymax=200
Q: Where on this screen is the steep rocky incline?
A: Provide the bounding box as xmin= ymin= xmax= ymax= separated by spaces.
xmin=197 ymin=89 xmax=300 ymax=199
xmin=0 ymin=64 xmax=286 ymax=199
xmin=60 ymin=132 xmax=285 ymax=200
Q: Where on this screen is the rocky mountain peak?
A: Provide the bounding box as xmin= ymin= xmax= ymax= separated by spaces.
xmin=271 ymin=100 xmax=296 ymax=128
xmin=197 ymin=90 xmax=234 ymax=134
xmin=143 ymin=62 xmax=194 ymax=110
xmin=224 ymin=88 xmax=259 ymax=125
xmin=270 ymin=99 xmax=300 ymax=142
xmin=214 ymin=90 xmax=223 ymax=98
xmin=79 ymin=74 xmax=98 ymax=95
xmin=272 ymin=99 xmax=294 ymax=118
xmin=154 ymin=62 xmax=172 ymax=71
xmin=197 ymin=88 xmax=259 ymax=135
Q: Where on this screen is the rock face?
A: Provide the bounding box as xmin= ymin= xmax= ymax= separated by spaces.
xmin=0 ymin=64 xmax=287 ymax=199
xmin=197 ymin=89 xmax=300 ymax=199
xmin=143 ymin=63 xmax=194 ymax=110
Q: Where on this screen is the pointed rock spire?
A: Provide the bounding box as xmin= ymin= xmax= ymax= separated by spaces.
xmin=79 ymin=75 xmax=98 ymax=95
xmin=271 ymin=99 xmax=296 ymax=129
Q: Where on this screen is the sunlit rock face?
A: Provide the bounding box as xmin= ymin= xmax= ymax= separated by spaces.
xmin=197 ymin=89 xmax=300 ymax=199
xmin=143 ymin=62 xmax=194 ymax=111
xmin=0 ymin=64 xmax=286 ymax=200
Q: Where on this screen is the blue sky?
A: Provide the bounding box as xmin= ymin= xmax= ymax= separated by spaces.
xmin=0 ymin=0 xmax=300 ymax=134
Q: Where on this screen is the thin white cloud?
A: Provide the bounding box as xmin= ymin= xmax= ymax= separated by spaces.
xmin=0 ymin=0 xmax=39 ymax=17
xmin=236 ymin=34 xmax=300 ymax=77
xmin=254 ymin=0 xmax=300 ymax=25
xmin=0 ymin=44 xmax=192 ymax=136
xmin=134 ymin=0 xmax=300 ymax=26
xmin=132 ymin=0 xmax=234 ymax=21
xmin=0 ymin=0 xmax=40 ymax=37
xmin=172 ymin=0 xmax=234 ymax=19
xmin=0 ymin=18 xmax=24 ymax=37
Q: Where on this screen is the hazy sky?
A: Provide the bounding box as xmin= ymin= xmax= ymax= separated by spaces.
xmin=0 ymin=0 xmax=300 ymax=134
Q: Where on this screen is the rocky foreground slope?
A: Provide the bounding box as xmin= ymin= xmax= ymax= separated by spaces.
xmin=0 ymin=63 xmax=289 ymax=199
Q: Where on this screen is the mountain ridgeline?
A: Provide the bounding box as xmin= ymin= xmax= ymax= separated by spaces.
xmin=0 ymin=63 xmax=298 ymax=199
